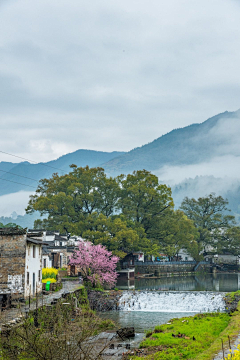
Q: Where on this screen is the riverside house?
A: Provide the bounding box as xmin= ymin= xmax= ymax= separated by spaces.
xmin=0 ymin=227 xmax=44 ymax=298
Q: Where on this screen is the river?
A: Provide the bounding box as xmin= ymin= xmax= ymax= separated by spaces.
xmin=100 ymin=273 xmax=240 ymax=332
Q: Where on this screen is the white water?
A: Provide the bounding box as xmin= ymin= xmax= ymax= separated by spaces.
xmin=119 ymin=291 xmax=226 ymax=313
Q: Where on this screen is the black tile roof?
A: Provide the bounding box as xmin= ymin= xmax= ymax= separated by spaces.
xmin=26 ymin=238 xmax=48 ymax=245
xmin=55 ymin=235 xmax=67 ymax=241
xmin=0 ymin=227 xmax=27 ymax=235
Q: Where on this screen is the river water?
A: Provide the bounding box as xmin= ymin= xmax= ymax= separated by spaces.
xmin=101 ymin=273 xmax=240 ymax=332
xmin=126 ymin=272 xmax=240 ymax=292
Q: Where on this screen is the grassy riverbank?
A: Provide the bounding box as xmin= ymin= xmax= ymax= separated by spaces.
xmin=126 ymin=293 xmax=240 ymax=360
xmin=126 ymin=313 xmax=229 ymax=359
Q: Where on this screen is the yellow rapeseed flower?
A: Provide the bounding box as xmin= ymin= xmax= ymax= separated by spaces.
xmin=42 ymin=278 xmax=57 ymax=283
xmin=224 ymin=344 xmax=240 ymax=359
xmin=42 ymin=267 xmax=58 ymax=280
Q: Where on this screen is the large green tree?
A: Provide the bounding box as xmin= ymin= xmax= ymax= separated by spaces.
xmin=217 ymin=226 xmax=240 ymax=255
xmin=27 ymin=166 xmax=201 ymax=259
xmin=154 ymin=210 xmax=198 ymax=260
xmin=118 ymin=170 xmax=174 ymax=237
xmin=180 ymin=193 xmax=235 ymax=255
xmin=26 ymin=166 xmax=120 ymax=234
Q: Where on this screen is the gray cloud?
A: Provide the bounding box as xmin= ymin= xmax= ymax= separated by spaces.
xmin=1 ymin=0 xmax=240 ymax=162
xmin=157 ymin=155 xmax=240 ymax=184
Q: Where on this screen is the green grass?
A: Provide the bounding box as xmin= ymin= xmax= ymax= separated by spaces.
xmin=194 ymin=301 xmax=240 ymax=360
xmin=131 ymin=313 xmax=230 ymax=360
xmin=225 ymin=290 xmax=240 ymax=302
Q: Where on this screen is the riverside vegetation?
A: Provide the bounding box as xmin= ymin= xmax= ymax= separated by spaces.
xmin=0 ymin=287 xmax=115 ymax=360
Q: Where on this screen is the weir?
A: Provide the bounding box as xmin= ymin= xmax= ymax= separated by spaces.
xmin=118 ymin=291 xmax=226 ymax=313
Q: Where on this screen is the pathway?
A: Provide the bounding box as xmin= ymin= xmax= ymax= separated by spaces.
xmin=213 ymin=334 xmax=240 ymax=360
xmin=0 ymin=280 xmax=80 ymax=330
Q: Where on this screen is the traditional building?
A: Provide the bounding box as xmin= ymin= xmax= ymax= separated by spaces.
xmin=0 ymin=227 xmax=44 ymax=298
xmin=27 ymin=229 xmax=82 ymax=269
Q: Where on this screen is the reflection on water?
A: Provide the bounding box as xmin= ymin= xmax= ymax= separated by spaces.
xmin=133 ymin=273 xmax=240 ymax=292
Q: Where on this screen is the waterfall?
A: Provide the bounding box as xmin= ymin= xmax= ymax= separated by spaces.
xmin=119 ymin=291 xmax=226 ymax=312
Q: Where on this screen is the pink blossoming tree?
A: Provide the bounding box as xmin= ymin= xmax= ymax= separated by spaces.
xmin=69 ymin=241 xmax=119 ymax=288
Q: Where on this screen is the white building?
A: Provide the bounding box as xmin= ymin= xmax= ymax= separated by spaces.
xmin=25 ymin=236 xmax=43 ymax=297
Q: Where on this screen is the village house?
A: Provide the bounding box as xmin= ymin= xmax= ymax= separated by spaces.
xmin=0 ymin=227 xmax=45 ymax=299
xmin=28 ymin=229 xmax=83 ymax=270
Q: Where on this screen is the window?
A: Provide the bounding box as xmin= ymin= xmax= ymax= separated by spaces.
xmin=60 ymin=242 xmax=62 ymax=246
xmin=43 ymin=258 xmax=46 ymax=268
xmin=33 ymin=245 xmax=36 ymax=258
xmin=27 ymin=272 xmax=29 ymax=285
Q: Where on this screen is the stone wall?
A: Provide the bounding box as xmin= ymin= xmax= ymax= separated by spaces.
xmin=88 ymin=290 xmax=122 ymax=311
xmin=135 ymin=263 xmax=211 ymax=275
xmin=0 ymin=233 xmax=26 ymax=294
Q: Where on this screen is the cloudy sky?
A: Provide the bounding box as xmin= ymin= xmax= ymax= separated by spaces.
xmin=1 ymin=0 xmax=240 ymax=163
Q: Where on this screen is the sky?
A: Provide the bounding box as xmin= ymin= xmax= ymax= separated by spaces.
xmin=1 ymin=0 xmax=240 ymax=164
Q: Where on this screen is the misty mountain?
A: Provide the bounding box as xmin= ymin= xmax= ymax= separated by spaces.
xmin=103 ymin=110 xmax=240 ymax=176
xmin=0 ymin=150 xmax=125 ymax=196
xmin=1 ymin=109 xmax=240 ymax=226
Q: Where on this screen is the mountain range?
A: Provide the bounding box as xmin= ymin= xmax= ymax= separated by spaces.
xmin=1 ymin=109 xmax=240 ymax=224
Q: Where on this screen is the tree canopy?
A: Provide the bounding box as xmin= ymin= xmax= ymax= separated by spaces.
xmin=150 ymin=209 xmax=198 ymax=260
xmin=118 ymin=170 xmax=173 ymax=234
xmin=180 ymin=193 xmax=236 ymax=255
xmin=27 ymin=166 xmax=240 ymax=260
xmin=27 ymin=166 xmax=175 ymax=257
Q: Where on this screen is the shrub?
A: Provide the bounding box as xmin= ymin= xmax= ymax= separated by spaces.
xmin=42 ymin=267 xmax=58 ymax=280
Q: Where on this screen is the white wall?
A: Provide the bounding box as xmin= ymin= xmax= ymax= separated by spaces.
xmin=25 ymin=243 xmax=42 ymax=297
xmin=42 ymin=254 xmax=52 ymax=268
